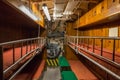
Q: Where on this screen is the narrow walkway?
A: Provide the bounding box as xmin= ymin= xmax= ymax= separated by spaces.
xmin=42 ymin=67 xmax=61 ymax=80
xmin=69 ymin=60 xmax=99 ymax=80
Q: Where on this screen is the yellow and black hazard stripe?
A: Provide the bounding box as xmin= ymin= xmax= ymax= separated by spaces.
xmin=46 ymin=58 xmax=59 ymax=67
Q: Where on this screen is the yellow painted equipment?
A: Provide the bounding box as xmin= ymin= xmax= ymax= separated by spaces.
xmin=46 ymin=58 xmax=59 ymax=67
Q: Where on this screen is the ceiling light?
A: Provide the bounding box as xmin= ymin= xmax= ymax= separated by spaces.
xmin=19 ymin=5 xmax=39 ymax=21
xmin=53 ymin=14 xmax=63 ymax=18
xmin=63 ymin=11 xmax=73 ymax=15
xmin=42 ymin=4 xmax=51 ymax=21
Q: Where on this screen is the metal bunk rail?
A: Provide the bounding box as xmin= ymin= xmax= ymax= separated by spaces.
xmin=68 ymin=36 xmax=120 ymax=40
xmin=67 ymin=36 xmax=120 ymax=62
xmin=0 ymin=37 xmax=46 ymax=80
xmin=68 ymin=44 xmax=120 ymax=80
xmin=66 ymin=36 xmax=120 ymax=80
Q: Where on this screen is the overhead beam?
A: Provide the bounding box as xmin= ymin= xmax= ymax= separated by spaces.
xmin=31 ymin=0 xmax=51 ymax=2
xmin=74 ymin=0 xmax=99 ymax=3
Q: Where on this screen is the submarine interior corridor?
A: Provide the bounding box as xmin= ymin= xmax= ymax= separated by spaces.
xmin=0 ymin=0 xmax=120 ymax=80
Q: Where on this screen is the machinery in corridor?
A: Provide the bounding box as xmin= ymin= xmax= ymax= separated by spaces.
xmin=45 ymin=20 xmax=65 ymax=67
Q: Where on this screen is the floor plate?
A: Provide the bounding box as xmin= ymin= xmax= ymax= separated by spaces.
xmin=42 ymin=67 xmax=61 ymax=80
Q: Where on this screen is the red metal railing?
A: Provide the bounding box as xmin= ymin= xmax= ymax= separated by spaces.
xmin=0 ymin=37 xmax=45 ymax=80
xmin=67 ymin=36 xmax=120 ymax=80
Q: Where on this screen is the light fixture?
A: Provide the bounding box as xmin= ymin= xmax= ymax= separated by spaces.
xmin=19 ymin=5 xmax=39 ymax=21
xmin=42 ymin=4 xmax=51 ymax=21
